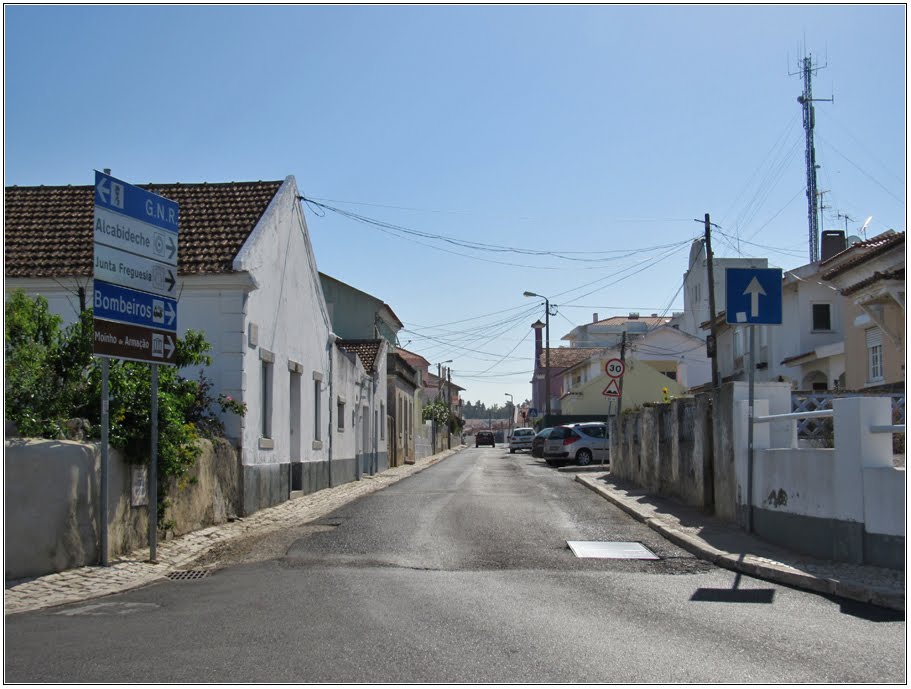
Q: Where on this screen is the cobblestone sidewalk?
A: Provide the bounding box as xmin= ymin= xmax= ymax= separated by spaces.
xmin=5 ymin=448 xmax=463 ymax=616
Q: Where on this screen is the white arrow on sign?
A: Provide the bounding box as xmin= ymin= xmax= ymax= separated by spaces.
xmin=744 ymin=276 xmax=767 ymax=318
xmin=96 ymin=177 xmax=110 ymax=204
xmin=165 ymin=301 xmax=176 ymax=326
xmin=164 ymin=335 xmax=175 ymax=359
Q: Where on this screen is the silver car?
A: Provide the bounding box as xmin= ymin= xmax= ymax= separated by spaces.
xmin=508 ymin=427 xmax=536 ymax=453
xmin=543 ymin=422 xmax=609 ymax=466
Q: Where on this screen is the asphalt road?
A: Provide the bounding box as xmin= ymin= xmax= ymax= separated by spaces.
xmin=5 ymin=448 xmax=906 ymax=683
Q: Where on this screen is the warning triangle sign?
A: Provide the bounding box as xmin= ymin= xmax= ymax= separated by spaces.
xmin=602 ymin=379 xmax=621 ymax=397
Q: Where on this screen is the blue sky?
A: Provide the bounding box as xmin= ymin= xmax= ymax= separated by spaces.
xmin=4 ymin=5 xmax=906 ymax=407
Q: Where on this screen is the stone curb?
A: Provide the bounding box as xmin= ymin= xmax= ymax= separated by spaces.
xmin=5 ymin=447 xmax=464 ymax=616
xmin=575 ymin=473 xmax=903 ymax=612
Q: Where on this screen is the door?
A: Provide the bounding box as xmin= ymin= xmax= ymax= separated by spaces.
xmin=289 ymin=371 xmax=302 ymax=491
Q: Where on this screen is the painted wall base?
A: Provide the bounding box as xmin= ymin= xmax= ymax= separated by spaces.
xmin=241 ymin=452 xmax=391 ymax=516
xmin=753 ymin=506 xmax=904 ymax=569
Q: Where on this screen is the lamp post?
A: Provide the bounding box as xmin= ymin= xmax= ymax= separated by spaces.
xmin=504 ymin=393 xmax=514 ymax=438
xmin=523 ymin=291 xmax=551 ymax=422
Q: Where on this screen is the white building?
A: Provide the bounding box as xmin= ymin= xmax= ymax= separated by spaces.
xmin=5 ymin=175 xmax=387 ymax=515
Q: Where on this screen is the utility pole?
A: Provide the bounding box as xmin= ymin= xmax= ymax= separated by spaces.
xmin=703 ymin=213 xmax=721 ymax=388
xmin=446 ymin=367 xmax=452 ymax=450
xmin=616 ymin=330 xmax=628 ymax=415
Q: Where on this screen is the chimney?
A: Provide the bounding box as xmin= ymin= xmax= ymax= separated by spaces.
xmin=531 ymin=320 xmax=545 ymax=367
xmin=628 ymin=312 xmax=639 ymax=320
xmin=821 ymin=230 xmax=847 ymax=262
xmin=593 ymin=313 xmax=599 ymax=323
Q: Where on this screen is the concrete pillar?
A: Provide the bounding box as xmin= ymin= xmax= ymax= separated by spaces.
xmin=832 ymin=397 xmax=892 ymax=524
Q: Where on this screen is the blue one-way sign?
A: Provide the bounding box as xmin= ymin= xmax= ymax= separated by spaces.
xmin=725 ymin=268 xmax=783 ymax=325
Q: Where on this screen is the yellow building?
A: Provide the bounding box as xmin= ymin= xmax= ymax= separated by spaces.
xmin=559 ymin=356 xmax=686 ymax=416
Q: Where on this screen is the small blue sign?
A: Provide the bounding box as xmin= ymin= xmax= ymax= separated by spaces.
xmin=94 ymin=170 xmax=179 ymax=234
xmin=94 ymin=280 xmax=177 ymax=332
xmin=527 ymin=408 xmax=538 ymax=418
xmin=725 ymin=268 xmax=783 ymax=325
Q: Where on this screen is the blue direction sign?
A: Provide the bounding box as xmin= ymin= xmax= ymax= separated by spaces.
xmin=93 ymin=171 xmax=179 ymax=366
xmin=725 ymin=268 xmax=783 ymax=325
xmin=527 ymin=408 xmax=538 ymax=418
xmin=95 ymin=170 xmax=179 ymax=234
xmin=94 ymin=280 xmax=177 ymax=332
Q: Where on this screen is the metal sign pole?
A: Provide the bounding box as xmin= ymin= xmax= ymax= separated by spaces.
xmin=149 ymin=363 xmax=159 ymax=563
xmin=747 ymin=325 xmax=756 ymax=534
xmin=100 ymin=358 xmax=110 ymax=567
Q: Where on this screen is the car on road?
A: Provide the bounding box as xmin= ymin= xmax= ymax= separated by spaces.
xmin=531 ymin=427 xmax=553 ymax=458
xmin=543 ymin=422 xmax=609 ymax=466
xmin=475 ymin=430 xmax=495 ymax=447
xmin=508 ymin=427 xmax=536 ymax=453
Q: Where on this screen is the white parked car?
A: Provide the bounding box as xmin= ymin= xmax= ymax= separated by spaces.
xmin=543 ymin=422 xmax=609 ymax=466
xmin=508 ymin=427 xmax=536 ymax=453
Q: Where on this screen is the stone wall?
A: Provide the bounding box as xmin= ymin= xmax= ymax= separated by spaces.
xmin=6 ymin=438 xmax=241 ymax=580
xmin=610 ymin=395 xmax=713 ymax=510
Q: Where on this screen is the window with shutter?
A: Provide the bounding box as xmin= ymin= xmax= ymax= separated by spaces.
xmin=866 ymin=327 xmax=884 ymax=382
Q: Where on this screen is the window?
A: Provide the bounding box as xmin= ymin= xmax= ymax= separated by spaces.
xmin=313 ymin=379 xmax=322 ymax=441
xmin=866 ymin=327 xmax=884 ymax=382
xmin=338 ymin=397 xmax=346 ymax=431
xmin=260 ymin=359 xmax=273 ymax=440
xmin=812 ymin=303 xmax=832 ymax=331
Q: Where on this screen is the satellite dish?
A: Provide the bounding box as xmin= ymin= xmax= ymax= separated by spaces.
xmin=860 ymin=216 xmax=873 ymax=240
xmin=847 ymin=235 xmax=862 ymax=247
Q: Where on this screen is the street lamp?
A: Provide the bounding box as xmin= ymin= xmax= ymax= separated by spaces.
xmin=523 ymin=291 xmax=551 ymax=422
xmin=504 ymin=393 xmax=514 ymax=437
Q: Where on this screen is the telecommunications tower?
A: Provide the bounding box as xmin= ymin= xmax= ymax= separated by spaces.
xmin=792 ymin=52 xmax=833 ymax=263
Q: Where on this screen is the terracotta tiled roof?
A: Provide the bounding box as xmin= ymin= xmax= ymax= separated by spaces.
xmin=337 ymin=339 xmax=382 ymax=375
xmin=591 ymin=315 xmax=669 ymax=327
xmin=539 ymin=347 xmax=610 ymax=369
xmin=820 ymin=231 xmax=905 ymax=280
xmin=396 ymin=347 xmax=430 ymax=370
xmin=5 ymin=180 xmax=283 ymax=278
xmin=842 ymin=268 xmax=905 ymax=296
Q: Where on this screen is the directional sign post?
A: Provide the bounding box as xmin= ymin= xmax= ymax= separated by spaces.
xmin=725 ymin=267 xmax=783 ymax=535
xmin=93 ymin=170 xmax=179 ymax=365
xmin=93 ymin=170 xmax=179 ymax=565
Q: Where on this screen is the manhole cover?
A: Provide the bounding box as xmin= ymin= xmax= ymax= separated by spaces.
xmin=166 ymin=569 xmax=212 ymax=581
xmin=567 ymin=541 xmax=660 ymax=559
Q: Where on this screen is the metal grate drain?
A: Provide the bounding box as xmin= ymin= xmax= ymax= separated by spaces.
xmin=567 ymin=541 xmax=660 ymax=560
xmin=166 ymin=569 xmax=212 ymax=581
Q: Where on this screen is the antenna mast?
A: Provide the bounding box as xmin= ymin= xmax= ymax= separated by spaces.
xmin=792 ymin=52 xmax=833 ymax=263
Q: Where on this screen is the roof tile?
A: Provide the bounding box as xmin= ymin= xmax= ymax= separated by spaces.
xmin=337 ymin=339 xmax=382 ymax=375
xmin=5 ymin=180 xmax=283 ymax=278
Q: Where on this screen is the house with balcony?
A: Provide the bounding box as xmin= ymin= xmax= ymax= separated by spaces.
xmin=820 ymin=230 xmax=905 ymax=391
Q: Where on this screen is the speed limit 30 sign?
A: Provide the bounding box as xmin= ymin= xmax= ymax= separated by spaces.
xmin=605 ymin=358 xmax=625 ymax=378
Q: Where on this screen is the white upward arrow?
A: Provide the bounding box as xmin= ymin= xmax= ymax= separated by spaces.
xmin=744 ymin=276 xmax=766 ymax=318
xmin=96 ymin=177 xmax=110 ymax=204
